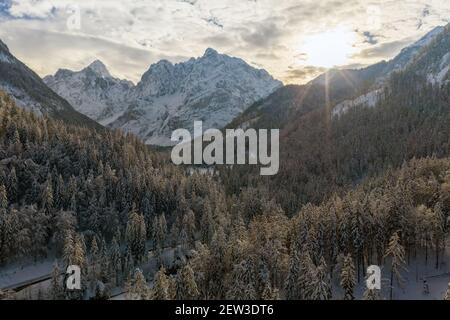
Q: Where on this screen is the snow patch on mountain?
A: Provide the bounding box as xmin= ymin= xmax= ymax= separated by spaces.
xmin=332 ymin=89 xmax=383 ymax=117
xmin=427 ymin=52 xmax=450 ymax=85
xmin=0 ymin=83 xmax=44 ymax=116
xmin=0 ymin=52 xmax=13 ymax=64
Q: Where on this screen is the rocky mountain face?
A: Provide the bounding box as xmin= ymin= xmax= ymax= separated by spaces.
xmin=43 ymin=60 xmax=134 ymax=125
xmin=0 ymin=39 xmax=100 ymax=128
xmin=45 ymin=48 xmax=282 ymax=146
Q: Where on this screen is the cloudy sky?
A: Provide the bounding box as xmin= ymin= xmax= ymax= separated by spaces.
xmin=0 ymin=0 xmax=449 ymax=84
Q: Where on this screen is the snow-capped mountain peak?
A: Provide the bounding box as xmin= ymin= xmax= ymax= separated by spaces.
xmin=203 ymin=47 xmax=219 ymax=57
xmin=44 ymin=59 xmax=134 ymax=123
xmin=84 ymin=59 xmax=112 ymax=78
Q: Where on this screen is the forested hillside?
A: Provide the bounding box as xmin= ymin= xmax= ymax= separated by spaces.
xmin=0 ymin=90 xmax=230 ymax=298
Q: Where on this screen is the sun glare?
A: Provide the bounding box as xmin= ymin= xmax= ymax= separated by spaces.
xmin=300 ymin=27 xmax=357 ymax=68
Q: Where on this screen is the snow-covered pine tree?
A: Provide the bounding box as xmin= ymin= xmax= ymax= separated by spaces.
xmin=284 ymin=245 xmax=301 ymax=300
xmin=49 ymin=262 xmax=63 ymax=300
xmin=226 ymin=260 xmax=257 ymax=300
xmin=176 ymin=263 xmax=200 ymax=300
xmin=7 ymin=167 xmax=17 ymax=203
xmin=41 ymin=174 xmax=54 ymax=213
xmin=88 ymin=236 xmax=100 ymax=291
xmin=99 ymin=238 xmax=110 ymax=283
xmin=298 ymin=249 xmax=315 ymax=299
xmin=0 ymin=184 xmax=7 ymax=209
xmin=200 ymin=201 xmax=214 ymax=243
xmin=152 ymin=266 xmax=171 ymax=300
xmin=309 ymin=257 xmax=332 ymax=300
xmin=126 ymin=209 xmax=147 ymax=263
xmin=62 ymin=230 xmax=74 ymax=267
xmin=431 ymin=203 xmax=446 ymax=269
xmin=90 ymin=236 xmax=99 ymax=258
xmin=109 ymin=237 xmax=122 ymax=286
xmin=363 ymin=287 xmax=381 ymax=300
xmin=340 ymin=253 xmax=356 ymax=300
xmin=183 ymin=210 xmax=197 ymax=248
xmin=445 ymin=283 xmax=450 ymax=300
xmin=123 ymin=246 xmax=134 ymax=279
xmin=384 ymin=231 xmax=406 ymax=300
xmin=126 ymin=268 xmax=150 ymax=300
xmin=73 ymin=233 xmax=86 ymax=268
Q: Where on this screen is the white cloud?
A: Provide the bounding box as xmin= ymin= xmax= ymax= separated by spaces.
xmin=1 ymin=0 xmax=449 ymax=84
xmin=8 ymin=0 xmax=56 ymax=18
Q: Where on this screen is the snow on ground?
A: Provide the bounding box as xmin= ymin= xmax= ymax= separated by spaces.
xmin=0 ymin=258 xmax=55 ymax=289
xmin=333 ymin=245 xmax=450 ymax=300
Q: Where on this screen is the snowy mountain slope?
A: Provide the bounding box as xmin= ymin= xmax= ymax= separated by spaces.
xmin=44 ymin=61 xmax=134 ymax=124
xmin=378 ymin=26 xmax=445 ymax=79
xmin=332 ymin=25 xmax=449 ymax=117
xmin=0 ymin=39 xmax=100 ymax=128
xmin=331 ymin=89 xmax=383 ymax=117
xmin=46 ymin=48 xmax=282 ymax=146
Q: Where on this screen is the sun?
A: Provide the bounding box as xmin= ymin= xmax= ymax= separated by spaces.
xmin=300 ymin=27 xmax=357 ymax=68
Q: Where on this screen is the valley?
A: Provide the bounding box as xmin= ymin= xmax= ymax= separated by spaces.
xmin=0 ymin=18 xmax=449 ymax=301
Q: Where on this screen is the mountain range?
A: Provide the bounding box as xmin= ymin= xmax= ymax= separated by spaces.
xmin=44 ymin=48 xmax=282 ymax=146
xmin=0 ymin=25 xmax=448 ymax=148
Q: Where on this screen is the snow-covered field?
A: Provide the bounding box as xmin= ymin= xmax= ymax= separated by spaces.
xmin=0 ymin=258 xmax=55 ymax=290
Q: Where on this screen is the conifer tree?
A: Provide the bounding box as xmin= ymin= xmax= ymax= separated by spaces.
xmin=284 ymin=246 xmax=301 ymax=300
xmin=152 ymin=266 xmax=171 ymax=300
xmin=109 ymin=237 xmax=122 ymax=286
xmin=340 ymin=253 xmax=356 ymax=300
xmin=0 ymin=184 xmax=7 ymax=209
xmin=72 ymin=233 xmax=86 ymax=268
xmin=99 ymin=238 xmax=110 ymax=283
xmin=385 ymin=231 xmax=406 ymax=300
xmin=62 ymin=230 xmax=74 ymax=267
xmin=123 ymin=247 xmax=134 ymax=279
xmin=126 ymin=268 xmax=150 ymax=300
xmin=298 ymin=249 xmax=315 ymax=299
xmin=363 ymin=287 xmax=381 ymax=300
xmin=126 ymin=209 xmax=147 ymax=263
xmin=49 ymin=262 xmax=63 ymax=300
xmin=176 ymin=264 xmax=200 ymax=300
xmin=444 ymin=283 xmax=450 ymax=300
xmin=41 ymin=175 xmax=54 ymax=213
xmin=309 ymin=257 xmax=332 ymax=300
xmin=226 ymin=260 xmax=257 ymax=300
